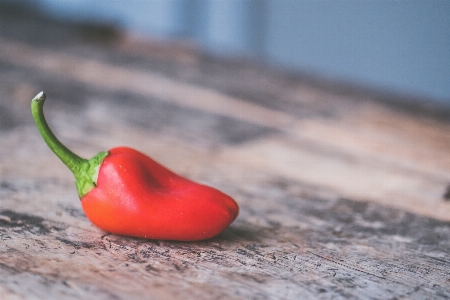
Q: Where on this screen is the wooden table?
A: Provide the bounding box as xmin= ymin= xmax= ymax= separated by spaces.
xmin=1 ymin=5 xmax=449 ymax=299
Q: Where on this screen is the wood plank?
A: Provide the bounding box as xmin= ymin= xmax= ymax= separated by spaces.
xmin=0 ymin=5 xmax=449 ymax=299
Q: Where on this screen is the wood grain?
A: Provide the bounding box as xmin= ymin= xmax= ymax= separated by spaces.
xmin=0 ymin=5 xmax=449 ymax=299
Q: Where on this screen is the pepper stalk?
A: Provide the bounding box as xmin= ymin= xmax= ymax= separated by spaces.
xmin=31 ymin=91 xmax=108 ymax=198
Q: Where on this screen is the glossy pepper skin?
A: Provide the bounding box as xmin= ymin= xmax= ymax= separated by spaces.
xmin=84 ymin=147 xmax=239 ymax=240
xmin=31 ymin=92 xmax=239 ymax=241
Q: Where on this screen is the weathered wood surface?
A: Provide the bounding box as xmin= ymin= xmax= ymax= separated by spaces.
xmin=1 ymin=5 xmax=450 ymax=299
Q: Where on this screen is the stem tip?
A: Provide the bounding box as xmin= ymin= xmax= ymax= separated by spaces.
xmin=33 ymin=91 xmax=46 ymax=102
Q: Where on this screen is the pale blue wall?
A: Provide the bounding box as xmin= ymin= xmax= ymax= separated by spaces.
xmin=264 ymin=1 xmax=450 ymax=104
xmin=10 ymin=0 xmax=450 ymax=104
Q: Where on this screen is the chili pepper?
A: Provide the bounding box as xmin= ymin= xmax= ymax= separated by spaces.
xmin=31 ymin=92 xmax=239 ymax=241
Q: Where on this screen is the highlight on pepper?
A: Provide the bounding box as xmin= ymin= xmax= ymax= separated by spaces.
xmin=31 ymin=91 xmax=239 ymax=241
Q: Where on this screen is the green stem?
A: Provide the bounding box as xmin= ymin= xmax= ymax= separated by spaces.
xmin=31 ymin=92 xmax=86 ymax=174
xmin=31 ymin=92 xmax=109 ymax=198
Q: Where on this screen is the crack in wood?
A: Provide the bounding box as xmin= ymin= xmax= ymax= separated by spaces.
xmin=306 ymin=250 xmax=387 ymax=280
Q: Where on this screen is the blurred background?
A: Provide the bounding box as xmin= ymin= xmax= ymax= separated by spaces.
xmin=2 ymin=0 xmax=450 ymax=106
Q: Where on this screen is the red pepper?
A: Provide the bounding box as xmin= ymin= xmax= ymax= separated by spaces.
xmin=31 ymin=92 xmax=239 ymax=241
